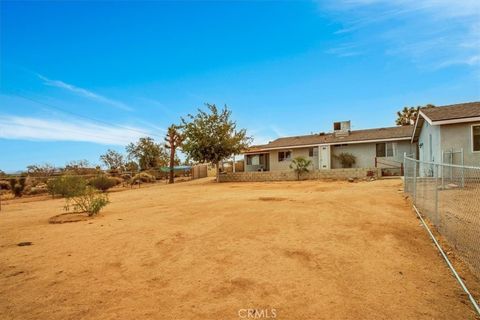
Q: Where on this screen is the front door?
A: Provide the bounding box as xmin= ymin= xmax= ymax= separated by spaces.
xmin=319 ymin=145 xmax=331 ymax=170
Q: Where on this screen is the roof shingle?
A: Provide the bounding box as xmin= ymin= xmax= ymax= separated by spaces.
xmin=247 ymin=126 xmax=413 ymax=152
xmin=421 ymin=102 xmax=480 ymax=122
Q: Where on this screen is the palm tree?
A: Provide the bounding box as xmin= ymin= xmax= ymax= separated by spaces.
xmin=289 ymin=157 xmax=312 ymax=181
xmin=396 ymin=104 xmax=435 ymax=126
xmin=396 ymin=106 xmax=418 ymax=126
xmin=165 ymin=125 xmax=184 ymax=184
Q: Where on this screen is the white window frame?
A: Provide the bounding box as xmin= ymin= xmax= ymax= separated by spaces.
xmin=376 ymin=142 xmax=397 ymax=158
xmin=472 ymin=124 xmax=480 ymax=153
xmin=278 ymin=150 xmax=292 ymax=162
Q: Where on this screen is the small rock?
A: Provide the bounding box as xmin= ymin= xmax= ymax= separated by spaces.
xmin=17 ymin=242 xmax=32 ymax=247
xmin=348 ymin=178 xmax=355 ymax=183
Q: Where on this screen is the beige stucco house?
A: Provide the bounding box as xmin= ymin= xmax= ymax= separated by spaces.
xmin=244 ymin=121 xmax=416 ymax=174
xmin=412 ymin=102 xmax=480 ymax=169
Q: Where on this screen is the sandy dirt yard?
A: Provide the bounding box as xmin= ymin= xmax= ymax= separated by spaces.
xmin=0 ymin=179 xmax=479 ymax=320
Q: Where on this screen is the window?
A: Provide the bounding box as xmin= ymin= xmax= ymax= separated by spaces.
xmin=278 ymin=151 xmax=292 ymax=162
xmin=386 ymin=143 xmax=394 ymax=157
xmin=473 ymin=125 xmax=480 ymax=152
xmin=309 ymin=147 xmax=314 ymax=157
xmin=246 ymin=155 xmax=261 ymax=166
xmin=334 ymin=122 xmax=341 ymax=131
xmin=376 ymin=143 xmax=386 ymax=157
xmin=376 ymin=142 xmax=396 ymax=157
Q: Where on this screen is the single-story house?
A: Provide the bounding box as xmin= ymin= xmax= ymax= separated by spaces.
xmin=244 ymin=121 xmax=416 ymax=174
xmin=411 ymin=102 xmax=480 ymax=168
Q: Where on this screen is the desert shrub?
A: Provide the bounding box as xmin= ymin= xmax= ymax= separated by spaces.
xmin=27 ymin=183 xmax=49 ymax=195
xmin=9 ymin=178 xmax=16 ymax=190
xmin=9 ymin=177 xmax=27 ymax=197
xmin=13 ymin=185 xmax=24 ymax=197
xmin=64 ymin=186 xmax=109 ymax=216
xmin=88 ymin=175 xmax=117 ymax=192
xmin=335 ymin=152 xmax=356 ymax=168
xmin=110 ymin=177 xmax=124 ymax=186
xmin=0 ymin=180 xmax=10 ymax=190
xmin=47 ymin=175 xmax=87 ymax=198
xmin=131 ymin=172 xmax=156 ymax=184
xmin=18 ymin=176 xmax=27 ymax=188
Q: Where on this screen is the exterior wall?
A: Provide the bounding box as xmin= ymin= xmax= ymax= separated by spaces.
xmin=268 ymin=147 xmax=318 ymax=171
xmin=331 ymin=143 xmax=376 ymax=169
xmin=330 ymin=140 xmax=414 ymax=169
xmin=246 ymin=139 xmax=416 ymax=173
xmin=218 ymin=167 xmax=380 ymax=182
xmin=440 ymin=122 xmax=480 ymax=167
xmin=418 ymin=121 xmax=442 ymax=163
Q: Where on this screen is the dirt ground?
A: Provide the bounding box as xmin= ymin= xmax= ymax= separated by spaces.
xmin=1 ymin=179 xmax=479 ymax=320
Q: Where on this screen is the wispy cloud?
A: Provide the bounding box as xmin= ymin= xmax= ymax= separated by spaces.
xmin=325 ymin=43 xmax=364 ymax=57
xmin=320 ymin=0 xmax=480 ymax=69
xmin=269 ymin=125 xmax=287 ymax=138
xmin=37 ymin=74 xmax=132 ymax=111
xmin=0 ymin=115 xmax=151 ymax=145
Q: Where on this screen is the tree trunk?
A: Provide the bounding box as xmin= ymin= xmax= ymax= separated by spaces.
xmin=169 ymin=145 xmax=175 ymax=184
xmin=216 ymin=161 xmax=220 ymax=183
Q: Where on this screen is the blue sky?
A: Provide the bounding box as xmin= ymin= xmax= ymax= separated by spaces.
xmin=1 ymin=0 xmax=479 ymax=172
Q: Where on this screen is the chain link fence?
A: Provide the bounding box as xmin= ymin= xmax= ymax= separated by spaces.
xmin=404 ymin=155 xmax=480 ymax=279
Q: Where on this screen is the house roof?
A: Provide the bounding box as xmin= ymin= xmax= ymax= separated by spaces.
xmin=412 ymin=101 xmax=480 ymax=142
xmin=246 ymin=125 xmax=413 ymax=153
xmin=420 ymin=102 xmax=480 ymax=122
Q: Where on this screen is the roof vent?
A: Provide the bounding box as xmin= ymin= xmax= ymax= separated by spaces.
xmin=334 ymin=121 xmax=351 ymax=137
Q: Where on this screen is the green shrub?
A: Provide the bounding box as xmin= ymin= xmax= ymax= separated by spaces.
xmin=47 ymin=175 xmax=87 ymax=198
xmin=88 ymin=175 xmax=117 ymax=192
xmin=289 ymin=156 xmax=312 ymax=180
xmin=64 ymin=186 xmax=109 ymax=216
xmin=334 ymin=152 xmax=357 ymax=168
xmin=131 ymin=172 xmax=156 ymax=184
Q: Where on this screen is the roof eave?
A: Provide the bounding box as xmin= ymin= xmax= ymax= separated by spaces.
xmin=243 ymin=136 xmax=412 ymax=154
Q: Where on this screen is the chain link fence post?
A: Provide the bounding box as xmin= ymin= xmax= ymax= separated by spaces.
xmin=413 ymin=161 xmax=417 ymax=205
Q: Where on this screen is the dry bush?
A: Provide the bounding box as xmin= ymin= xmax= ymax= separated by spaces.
xmin=0 ymin=180 xmax=10 ymax=190
xmin=64 ymin=186 xmax=109 ymax=216
xmin=131 ymin=172 xmax=156 ymax=184
xmin=47 ymin=175 xmax=87 ymax=198
xmin=9 ymin=177 xmax=27 ymax=197
xmin=88 ymin=175 xmax=118 ymax=192
xmin=27 ymin=183 xmax=49 ymax=195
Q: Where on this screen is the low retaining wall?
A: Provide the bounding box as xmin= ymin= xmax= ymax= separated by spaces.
xmin=218 ymin=168 xmax=380 ymax=182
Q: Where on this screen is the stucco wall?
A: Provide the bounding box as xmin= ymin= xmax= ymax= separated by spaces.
xmin=440 ymin=122 xmax=480 ymax=167
xmin=218 ymin=167 xmax=380 ymax=182
xmin=247 ymin=140 xmax=416 ymax=173
xmin=418 ymin=121 xmax=442 ymax=163
xmin=330 ymin=140 xmax=414 ymax=169
xmin=268 ymin=147 xmax=318 ymax=171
